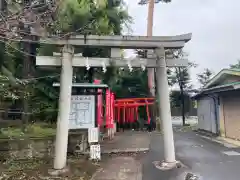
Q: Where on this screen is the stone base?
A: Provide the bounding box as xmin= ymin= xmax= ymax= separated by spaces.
xmin=153 ymin=160 xmax=183 ymax=171
xmin=48 ymin=167 xmax=69 ymax=176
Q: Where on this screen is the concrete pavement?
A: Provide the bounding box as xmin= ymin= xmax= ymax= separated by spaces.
xmin=91 ymin=131 xmax=151 ymax=180
xmin=101 ymin=131 xmax=151 ymax=153
xmin=143 ymin=129 xmax=240 ymax=180
xmin=91 ymin=156 xmax=142 ymax=180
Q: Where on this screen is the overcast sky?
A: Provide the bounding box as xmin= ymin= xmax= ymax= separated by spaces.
xmin=124 ymin=0 xmax=240 ymax=87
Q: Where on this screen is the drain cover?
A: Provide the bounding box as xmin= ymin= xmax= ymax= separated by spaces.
xmin=185 ymin=173 xmax=199 ymax=180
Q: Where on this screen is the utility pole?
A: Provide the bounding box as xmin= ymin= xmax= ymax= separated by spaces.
xmin=138 ymin=0 xmax=160 ymax=130
xmin=139 ymin=0 xmax=158 ymax=97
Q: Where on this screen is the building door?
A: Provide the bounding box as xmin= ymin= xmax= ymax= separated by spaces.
xmin=222 ymin=93 xmax=240 ymax=140
xmin=197 ymin=97 xmax=217 ymax=133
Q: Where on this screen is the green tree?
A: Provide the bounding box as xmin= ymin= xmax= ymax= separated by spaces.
xmin=0 ymin=0 xmax=131 ymax=124
xmin=197 ymin=68 xmax=214 ymax=87
xmin=230 ymin=59 xmax=240 ymax=69
xmin=170 ymin=90 xmax=192 ymax=116
xmin=112 ymin=68 xmax=148 ymax=98
xmin=168 ymin=50 xmax=197 ymax=125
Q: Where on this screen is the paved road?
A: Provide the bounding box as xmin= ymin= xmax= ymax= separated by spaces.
xmin=143 ymin=130 xmax=240 ymax=180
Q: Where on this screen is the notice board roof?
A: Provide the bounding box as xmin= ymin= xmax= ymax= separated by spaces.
xmin=53 ymin=83 xmax=108 ymax=88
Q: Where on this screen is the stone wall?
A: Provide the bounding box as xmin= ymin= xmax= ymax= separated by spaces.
xmin=0 ymin=131 xmax=88 ymax=161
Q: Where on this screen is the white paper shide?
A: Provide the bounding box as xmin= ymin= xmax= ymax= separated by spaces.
xmin=90 ymin=144 xmax=101 ymax=160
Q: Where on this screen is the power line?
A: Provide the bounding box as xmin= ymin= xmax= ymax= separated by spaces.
xmin=0 ymin=38 xmax=37 ymax=57
xmin=0 ymin=18 xmax=97 ymax=43
xmin=60 ymin=19 xmax=97 ymax=38
xmin=22 ymin=74 xmax=60 ymax=82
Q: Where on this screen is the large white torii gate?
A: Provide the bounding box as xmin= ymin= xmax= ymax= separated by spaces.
xmin=37 ymin=34 xmax=192 ymax=171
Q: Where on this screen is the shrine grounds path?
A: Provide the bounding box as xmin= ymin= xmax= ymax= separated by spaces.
xmin=92 ymin=128 xmax=240 ymax=180
xmin=91 ymin=131 xmax=151 ymax=180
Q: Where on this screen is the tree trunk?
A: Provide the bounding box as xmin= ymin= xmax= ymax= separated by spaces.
xmin=20 ymin=22 xmax=33 ymax=130
xmin=177 ymin=67 xmax=186 ymax=126
xmin=21 ymin=41 xmax=31 ymax=129
xmin=0 ymin=0 xmax=5 ymax=70
xmin=180 ymin=83 xmax=185 ymax=126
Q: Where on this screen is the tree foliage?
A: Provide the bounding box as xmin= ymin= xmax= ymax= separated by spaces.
xmin=197 ymin=68 xmax=214 ymax=87
xmin=230 ymin=59 xmax=240 ymax=69
xmin=167 ymin=49 xmax=196 ymax=125
xmin=167 ymin=50 xmax=197 ymax=90
xmin=0 ymin=0 xmax=131 ymax=123
xmin=111 ymin=68 xmax=148 ymax=98
xmin=170 ymin=90 xmax=192 ymax=112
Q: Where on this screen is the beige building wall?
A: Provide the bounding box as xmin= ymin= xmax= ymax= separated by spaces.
xmin=221 ymin=91 xmax=240 ymax=140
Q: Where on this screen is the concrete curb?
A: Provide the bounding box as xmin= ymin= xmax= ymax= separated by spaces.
xmin=197 ymin=134 xmax=239 ymax=148
xmin=80 ymin=148 xmax=150 ymax=155
xmin=102 ymin=148 xmax=149 ymax=154
xmin=217 ymin=137 xmax=240 ymax=147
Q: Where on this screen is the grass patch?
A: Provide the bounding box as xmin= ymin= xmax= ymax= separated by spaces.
xmin=0 ymin=123 xmax=56 ymax=139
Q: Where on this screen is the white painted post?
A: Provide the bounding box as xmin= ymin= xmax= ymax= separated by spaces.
xmin=113 ymin=122 xmax=117 ymax=135
xmin=155 ymin=48 xmax=176 ymax=163
xmin=54 ymin=45 xmax=74 ymax=170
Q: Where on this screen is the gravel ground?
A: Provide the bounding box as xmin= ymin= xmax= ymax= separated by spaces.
xmin=0 ymin=155 xmax=100 ymax=180
xmin=0 ymin=152 xmax=148 ymax=180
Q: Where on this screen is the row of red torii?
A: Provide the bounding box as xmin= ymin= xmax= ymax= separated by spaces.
xmin=94 ymin=79 xmax=153 ymax=129
xmin=97 ymin=87 xmax=154 ymax=129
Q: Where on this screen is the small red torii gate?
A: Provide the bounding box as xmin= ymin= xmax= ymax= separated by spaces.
xmin=94 ymin=79 xmax=155 ymax=129
xmin=114 ymin=97 xmax=154 ymax=126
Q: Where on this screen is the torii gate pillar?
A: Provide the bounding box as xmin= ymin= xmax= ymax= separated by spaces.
xmin=54 ymin=45 xmax=74 ymax=170
xmin=155 ymin=48 xmax=175 ymax=163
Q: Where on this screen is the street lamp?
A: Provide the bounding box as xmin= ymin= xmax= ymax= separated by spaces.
xmin=138 ymin=0 xmax=171 ymax=96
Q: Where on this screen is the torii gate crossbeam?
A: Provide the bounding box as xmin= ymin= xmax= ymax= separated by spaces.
xmin=40 ymin=33 xmax=191 ymax=48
